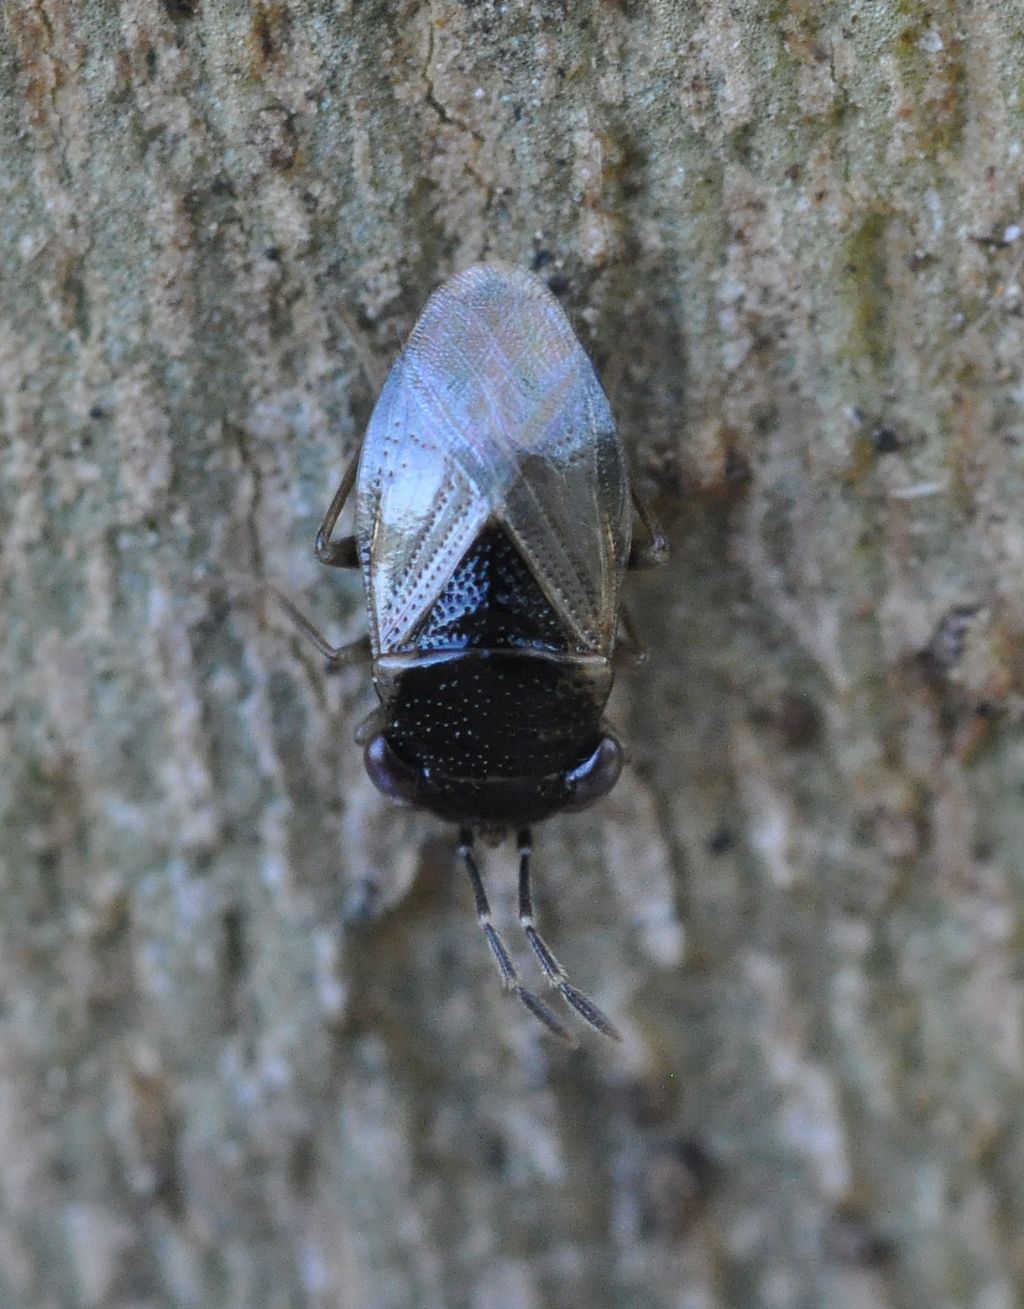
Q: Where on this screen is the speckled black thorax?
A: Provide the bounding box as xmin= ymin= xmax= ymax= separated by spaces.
xmin=381 ymin=524 xmax=608 ymax=782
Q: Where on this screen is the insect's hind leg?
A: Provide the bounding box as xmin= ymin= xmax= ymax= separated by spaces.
xmin=315 ymin=450 xmax=361 ymax=569
xmin=613 ymin=602 xmax=649 ymax=670
xmin=458 ymin=830 xmax=578 ymax=1045
xmin=517 ymin=830 xmax=622 ymax=1041
xmin=273 ymin=588 xmax=371 ymax=666
xmin=628 ymin=486 xmax=669 ymax=570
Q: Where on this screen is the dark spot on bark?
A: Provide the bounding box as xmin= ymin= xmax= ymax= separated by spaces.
xmin=191 ymin=595 xmax=231 ymax=648
xmin=706 ymin=826 xmax=735 ymax=855
xmin=925 ymin=605 xmax=979 ymax=672
xmin=254 ymin=10 xmax=274 ymax=59
xmin=222 ymin=907 xmax=246 ymax=980
xmin=153 ymin=1165 xmax=186 ymax=1219
xmin=752 ymin=692 xmax=822 ymax=749
xmin=623 ymin=1071 xmax=677 ymax=1127
xmin=752 ymin=405 xmax=778 ymax=434
xmin=252 ymin=107 xmax=299 ymax=170
xmin=971 ymin=229 xmax=1014 ymax=250
xmin=724 ymin=446 xmax=752 ymax=488
xmin=776 ymin=692 xmax=822 ymax=748
xmin=343 ymin=878 xmax=383 ymax=924
xmin=288 ymin=1134 xmax=317 ymax=1193
xmin=482 ymin=1131 xmax=508 ymax=1173
xmin=638 ymin=1138 xmax=717 ymax=1238
xmin=825 ymin=1207 xmax=896 ymax=1267
xmin=872 ymin=426 xmax=900 ymax=453
xmin=673 ymin=1138 xmax=716 ymax=1188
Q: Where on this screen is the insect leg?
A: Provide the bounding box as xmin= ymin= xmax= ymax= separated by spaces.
xmin=613 ymin=602 xmax=649 ymax=670
xmin=273 ymin=587 xmax=372 ymax=666
xmin=517 ymin=830 xmax=622 ymax=1041
xmin=628 ymin=487 xmax=669 ymax=569
xmin=315 ymin=451 xmax=360 ymax=569
xmin=458 ymin=829 xmax=577 ymax=1045
xmin=353 ymin=705 xmax=387 ymax=745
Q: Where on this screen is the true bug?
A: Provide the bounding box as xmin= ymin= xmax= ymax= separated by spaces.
xmin=285 ymin=263 xmax=666 ymax=1043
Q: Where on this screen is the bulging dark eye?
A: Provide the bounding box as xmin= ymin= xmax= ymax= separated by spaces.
xmin=562 ymin=736 xmax=623 ymax=812
xmin=363 ymin=734 xmax=422 ymax=806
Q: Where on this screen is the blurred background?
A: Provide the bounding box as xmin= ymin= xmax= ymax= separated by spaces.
xmin=2 ymin=2 xmax=1024 ymax=1306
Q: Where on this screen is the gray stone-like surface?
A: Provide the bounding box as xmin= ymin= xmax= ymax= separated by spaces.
xmin=2 ymin=3 xmax=1024 ymax=1306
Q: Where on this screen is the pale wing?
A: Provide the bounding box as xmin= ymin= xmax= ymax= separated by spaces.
xmin=501 ymin=359 xmax=630 ymax=656
xmin=356 ymin=264 xmax=631 ymax=656
xmin=355 ymin=358 xmax=492 ymax=655
xmin=408 ymin=265 xmax=632 ymax=655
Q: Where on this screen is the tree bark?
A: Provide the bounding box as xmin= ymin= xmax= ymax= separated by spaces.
xmin=2 ymin=2 xmax=1024 ymax=1306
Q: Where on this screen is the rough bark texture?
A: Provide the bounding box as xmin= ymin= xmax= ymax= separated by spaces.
xmin=3 ymin=2 xmax=1024 ymax=1307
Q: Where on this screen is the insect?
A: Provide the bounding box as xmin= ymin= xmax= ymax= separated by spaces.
xmin=286 ymin=263 xmax=666 ymax=1043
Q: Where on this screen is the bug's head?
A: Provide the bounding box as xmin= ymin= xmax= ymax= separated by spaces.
xmin=362 ymin=732 xmax=623 ymax=826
